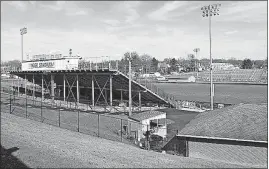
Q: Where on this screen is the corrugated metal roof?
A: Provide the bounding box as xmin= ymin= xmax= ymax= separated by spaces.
xmin=129 ymin=111 xmax=165 ymax=121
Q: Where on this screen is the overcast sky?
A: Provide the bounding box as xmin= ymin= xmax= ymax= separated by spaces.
xmin=1 ymin=1 xmax=267 ymax=62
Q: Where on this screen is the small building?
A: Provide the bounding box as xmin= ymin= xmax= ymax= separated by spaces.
xmin=128 ymin=111 xmax=167 ymax=141
xmin=212 ymin=63 xmax=236 ymax=70
xmin=164 ymin=76 xmax=196 ymax=83
xmin=162 ymin=103 xmax=268 ymax=167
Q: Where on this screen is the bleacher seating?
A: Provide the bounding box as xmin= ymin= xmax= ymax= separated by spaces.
xmin=176 ymin=69 xmax=267 ymax=83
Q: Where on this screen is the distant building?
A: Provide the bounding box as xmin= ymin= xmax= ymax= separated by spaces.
xmin=160 ymin=76 xmax=196 ymax=83
xmin=212 ymin=63 xmax=236 ymax=70
xmin=158 ymin=62 xmax=170 ymax=73
xmin=1 ymin=66 xmax=12 ymax=74
xmin=176 ymin=65 xmax=184 ymax=72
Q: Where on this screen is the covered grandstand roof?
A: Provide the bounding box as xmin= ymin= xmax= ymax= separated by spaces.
xmin=178 ymin=103 xmax=268 ymax=141
xmin=10 ymin=69 xmax=173 ymax=106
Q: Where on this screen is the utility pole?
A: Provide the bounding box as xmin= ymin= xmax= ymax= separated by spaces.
xmin=193 ymin=48 xmax=200 ymax=78
xmin=20 ymin=27 xmax=27 ymax=63
xmin=129 ymin=59 xmax=132 ymax=117
xmin=128 ymin=52 xmax=132 ymax=135
xmin=201 ymin=4 xmax=221 ymax=110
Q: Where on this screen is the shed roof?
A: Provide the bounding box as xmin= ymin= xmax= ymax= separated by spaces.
xmin=129 ymin=111 xmax=166 ymax=122
xmin=179 ymin=103 xmax=268 ymax=141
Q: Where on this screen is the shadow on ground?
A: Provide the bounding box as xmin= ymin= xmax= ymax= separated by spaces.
xmin=1 ymin=144 xmax=31 ymax=168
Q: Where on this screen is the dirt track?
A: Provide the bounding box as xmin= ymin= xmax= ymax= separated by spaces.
xmin=2 ymin=112 xmax=262 ymax=168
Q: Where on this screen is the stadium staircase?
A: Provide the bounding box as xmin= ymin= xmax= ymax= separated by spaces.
xmin=118 ymin=71 xmax=177 ymax=108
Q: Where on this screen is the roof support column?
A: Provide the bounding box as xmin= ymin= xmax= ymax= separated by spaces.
xmin=120 ymin=89 xmax=123 ymax=103
xmin=139 ymin=91 xmax=141 ymax=111
xmin=77 ymin=74 xmax=79 ymax=106
xmin=51 ymin=74 xmax=55 ymax=103
xmin=17 ymin=77 xmax=20 ymax=96
xmin=32 ymin=74 xmax=35 ymax=102
xmin=25 ymin=74 xmax=27 ymax=96
xmin=63 ymin=74 xmax=66 ymax=102
xmin=42 ymin=74 xmax=44 ymax=101
xmin=110 ymin=75 xmax=112 ymax=107
xmin=128 ymin=59 xmax=132 ymax=136
xmin=92 ymin=75 xmax=95 ymax=107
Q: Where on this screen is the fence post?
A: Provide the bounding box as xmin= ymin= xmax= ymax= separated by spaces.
xmin=26 ymin=94 xmax=27 ymax=118
xmin=121 ymin=119 xmax=122 ymax=142
xmin=147 ymin=124 xmax=149 ymax=150
xmin=41 ymin=99 xmax=43 ymax=122
xmin=9 ymin=93 xmax=11 ymax=114
xmin=98 ymin=114 xmax=100 ymax=137
xmin=77 ymin=110 xmax=80 ymax=132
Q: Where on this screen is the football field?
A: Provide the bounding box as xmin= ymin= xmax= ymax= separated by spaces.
xmin=155 ymin=83 xmax=267 ymax=104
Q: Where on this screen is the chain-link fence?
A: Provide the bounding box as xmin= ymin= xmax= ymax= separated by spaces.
xmin=1 ymin=87 xmax=169 ymax=151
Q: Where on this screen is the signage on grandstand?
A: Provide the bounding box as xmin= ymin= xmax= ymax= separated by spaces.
xmin=31 ymin=54 xmax=63 ymax=61
xmin=29 ymin=61 xmax=55 ymax=69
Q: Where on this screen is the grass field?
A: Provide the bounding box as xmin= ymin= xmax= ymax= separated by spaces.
xmin=155 ymin=83 xmax=267 ymax=104
xmin=1 ymin=112 xmax=260 ymax=168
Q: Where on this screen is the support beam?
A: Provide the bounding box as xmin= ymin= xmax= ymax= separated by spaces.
xmin=17 ymin=78 xmax=20 ymax=96
xmin=128 ymin=59 xmax=132 ymax=136
xmin=105 ymin=89 xmax=107 ymax=103
xmin=63 ymin=74 xmax=66 ymax=102
xmin=77 ymin=74 xmax=79 ymax=104
xmin=110 ymin=75 xmax=112 ymax=107
xmin=25 ymin=74 xmax=27 ymax=96
xmin=32 ymin=74 xmax=35 ymax=100
xmin=92 ymin=75 xmax=94 ymax=107
xmin=120 ymin=90 xmax=123 ymax=103
xmin=51 ymin=74 xmax=55 ymax=102
xmin=139 ymin=91 xmax=141 ymax=111
xmin=42 ymin=74 xmax=44 ymax=101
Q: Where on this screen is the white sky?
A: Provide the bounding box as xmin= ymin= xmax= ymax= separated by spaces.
xmin=1 ymin=1 xmax=268 ymax=62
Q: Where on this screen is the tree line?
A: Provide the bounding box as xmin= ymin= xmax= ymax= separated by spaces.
xmin=1 ymin=52 xmax=267 ymax=74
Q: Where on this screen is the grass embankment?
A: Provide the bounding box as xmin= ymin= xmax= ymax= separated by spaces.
xmin=1 ymin=112 xmax=257 ymax=168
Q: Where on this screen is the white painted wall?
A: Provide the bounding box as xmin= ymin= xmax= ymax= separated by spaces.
xmin=22 ymin=58 xmax=80 ymax=71
xmin=138 ymin=113 xmax=167 ymax=140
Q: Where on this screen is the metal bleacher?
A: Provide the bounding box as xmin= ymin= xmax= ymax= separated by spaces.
xmin=9 ymin=62 xmax=177 ymax=110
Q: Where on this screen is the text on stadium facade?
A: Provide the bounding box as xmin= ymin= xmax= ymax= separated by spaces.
xmin=29 ymin=61 xmax=55 ymax=69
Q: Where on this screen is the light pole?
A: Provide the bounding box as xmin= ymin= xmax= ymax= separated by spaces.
xmin=193 ymin=48 xmax=200 ymax=77
xmin=127 ymin=52 xmax=132 ymax=135
xmin=201 ymin=4 xmax=220 ymax=110
xmin=128 ymin=53 xmax=132 ymax=117
xmin=20 ymin=27 xmax=27 ymax=63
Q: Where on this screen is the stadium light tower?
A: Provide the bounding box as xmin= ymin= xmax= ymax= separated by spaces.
xmin=201 ymin=4 xmax=221 ymax=110
xmin=193 ymin=48 xmax=200 ymax=71
xmin=20 ymin=27 xmax=27 ymax=63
